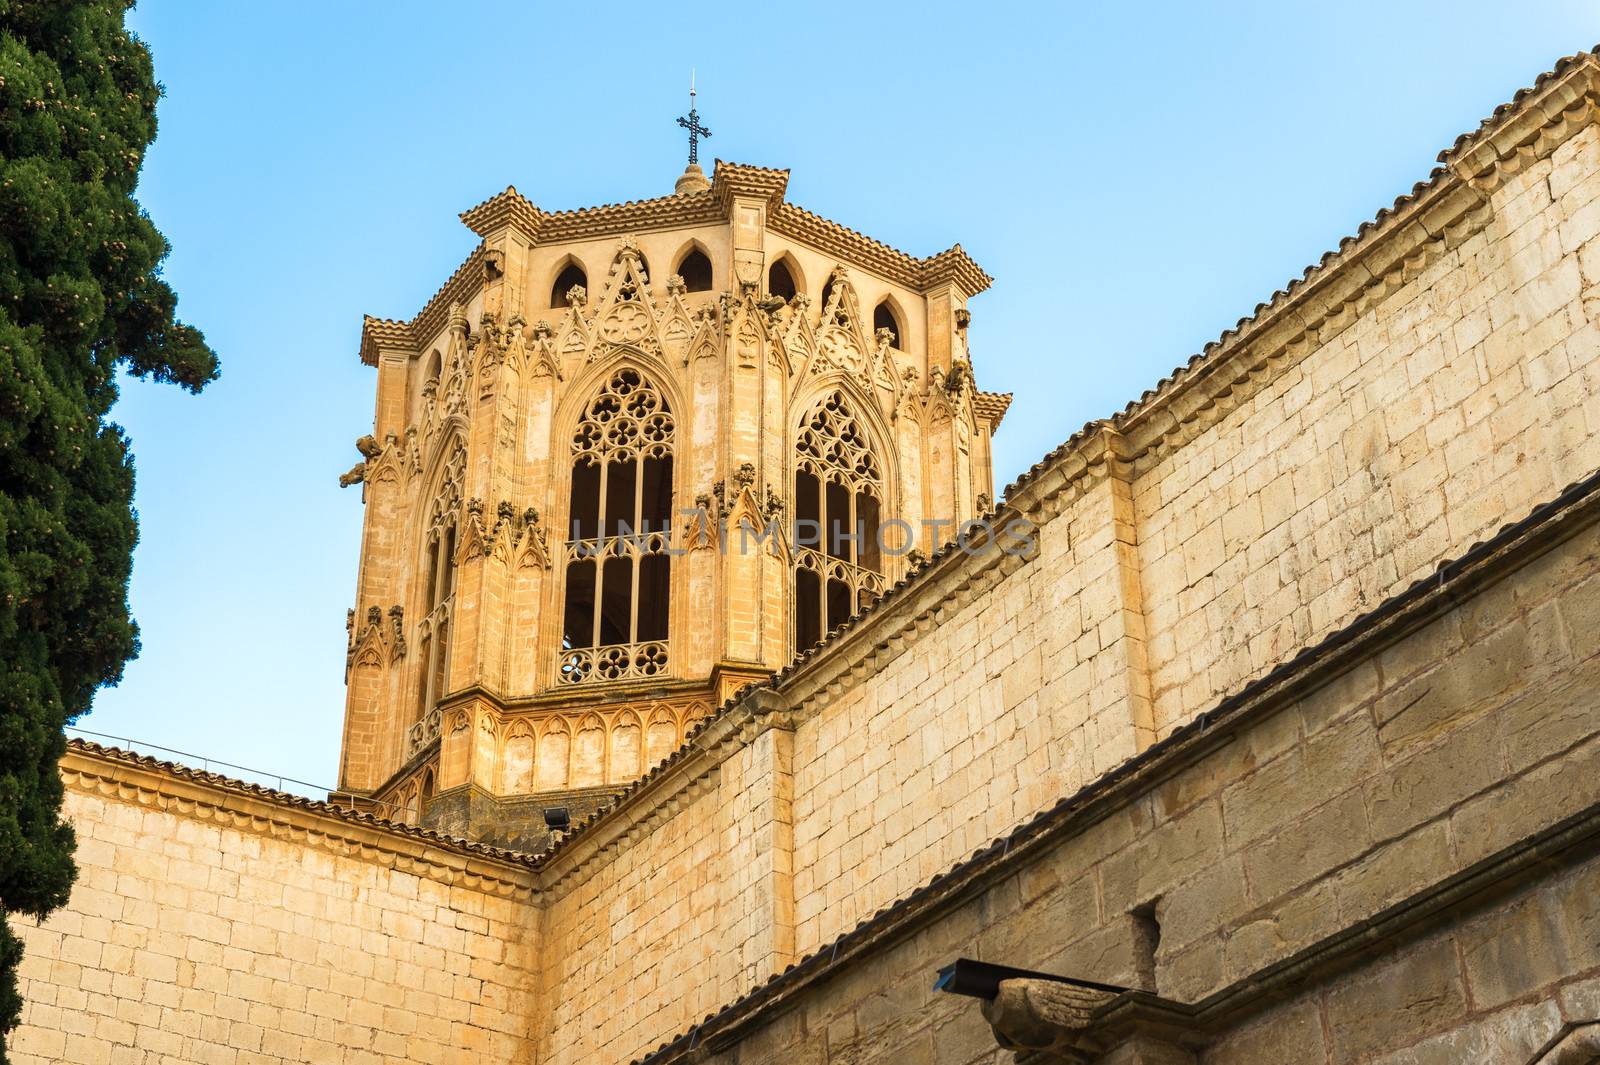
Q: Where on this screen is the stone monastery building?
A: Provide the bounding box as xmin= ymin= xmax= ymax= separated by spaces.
xmin=12 ymin=45 xmax=1600 ymax=1065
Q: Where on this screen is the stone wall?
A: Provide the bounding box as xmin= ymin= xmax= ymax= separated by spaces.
xmin=658 ymin=416 xmax=1600 ymax=1065
xmin=1133 ymin=122 xmax=1600 ymax=738
xmin=7 ymin=748 xmax=539 ymax=1065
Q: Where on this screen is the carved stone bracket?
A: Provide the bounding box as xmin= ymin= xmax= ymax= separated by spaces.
xmin=388 ymin=606 xmax=406 ymax=660
xmin=981 ymin=979 xmax=1117 ymax=1063
xmin=973 ymin=978 xmax=1200 ymax=1065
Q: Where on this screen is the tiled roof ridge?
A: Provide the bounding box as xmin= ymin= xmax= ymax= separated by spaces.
xmin=972 ymin=389 xmax=1013 ymax=425
xmin=359 ymin=245 xmax=485 ymax=366
xmin=626 ymin=459 xmax=1600 ymax=1064
xmin=63 ymin=738 xmax=541 ymax=870
xmin=1440 ymin=44 xmax=1600 ymax=162
xmin=362 ymin=161 xmax=996 ymax=363
xmin=767 ymin=201 xmax=993 ymax=295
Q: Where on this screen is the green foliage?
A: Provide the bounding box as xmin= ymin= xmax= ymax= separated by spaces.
xmin=0 ymin=1 xmax=217 ymax=1053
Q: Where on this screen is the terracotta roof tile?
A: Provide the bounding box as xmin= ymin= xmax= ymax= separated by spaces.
xmin=65 ymin=739 xmax=541 ymax=869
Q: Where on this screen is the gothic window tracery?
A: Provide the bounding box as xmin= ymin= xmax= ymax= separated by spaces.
xmin=416 ymin=440 xmax=465 ymax=721
xmin=560 ymin=367 xmax=674 ymax=685
xmin=793 ymin=390 xmax=885 ymax=651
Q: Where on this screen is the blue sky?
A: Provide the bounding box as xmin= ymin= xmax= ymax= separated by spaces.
xmin=81 ymin=1 xmax=1598 ymax=791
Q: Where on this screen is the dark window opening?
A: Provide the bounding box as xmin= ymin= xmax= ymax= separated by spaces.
xmin=820 ymin=278 xmax=841 ymax=323
xmin=604 ymin=459 xmax=637 ymax=538
xmin=873 ymin=301 xmax=901 ymax=346
xmin=551 ymin=262 xmax=587 ymax=307
xmin=637 ymin=555 xmax=671 ymax=641
xmin=1131 ymin=901 xmax=1161 ymax=993
xmin=678 ymin=248 xmax=713 ymax=292
xmin=599 ymin=557 xmax=633 ymax=645
xmin=795 ymin=470 xmax=821 ymax=549
xmin=641 ymin=456 xmax=673 ymax=531
xmin=563 ymin=560 xmax=596 ymax=648
xmin=564 ymin=369 xmax=675 ymax=667
xmin=825 ymin=579 xmax=853 ymax=636
xmin=768 ymin=259 xmax=797 ymax=302
xmin=422 ymin=537 xmax=440 ymax=618
xmin=857 ymin=492 xmax=881 ymax=574
xmin=569 ymin=460 xmax=601 ymax=540
xmin=791 ymin=390 xmax=884 ymax=657
xmin=796 ymin=569 xmax=822 ymax=651
xmin=825 ymin=480 xmax=851 ymax=561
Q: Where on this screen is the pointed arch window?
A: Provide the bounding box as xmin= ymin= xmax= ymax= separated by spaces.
xmin=551 ymin=261 xmax=588 ymax=308
xmin=415 ymin=441 xmax=464 ymax=725
xmin=793 ymin=390 xmax=885 ymax=652
xmin=768 ymin=257 xmax=799 ymax=302
xmin=873 ymin=300 xmax=904 ymax=348
xmin=676 ymin=246 xmax=713 ymax=292
xmin=819 ymin=277 xmax=844 ymax=324
xmin=560 ymin=367 xmax=674 ymax=685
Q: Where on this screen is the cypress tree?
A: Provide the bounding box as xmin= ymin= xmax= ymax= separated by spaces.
xmin=0 ymin=2 xmax=218 ymax=1051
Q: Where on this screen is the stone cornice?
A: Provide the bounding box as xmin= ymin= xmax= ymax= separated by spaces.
xmin=537 ymin=189 xmax=725 ymax=243
xmin=358 ymin=315 xmax=415 ymax=367
xmin=973 ymin=390 xmax=1013 ymax=427
xmin=767 ymin=202 xmax=993 ymax=297
xmin=1003 ymin=45 xmax=1600 ymax=501
xmin=61 ymin=741 xmax=539 ymax=897
xmin=711 ymin=161 xmax=790 ymax=213
xmin=773 ymin=524 xmax=1036 ymax=718
xmin=533 ymin=700 xmax=750 ymax=896
xmin=459 ymin=185 xmax=544 ymax=242
xmin=358 ymin=161 xmax=994 ymax=364
xmin=1442 ymin=50 xmax=1600 ymax=192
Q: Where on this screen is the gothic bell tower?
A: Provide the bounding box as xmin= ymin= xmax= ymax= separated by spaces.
xmin=335 ymin=157 xmax=1008 ymax=847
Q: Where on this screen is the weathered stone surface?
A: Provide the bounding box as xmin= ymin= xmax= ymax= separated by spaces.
xmin=1201 ymin=1000 xmax=1326 ymax=1063
xmin=1324 ymin=938 xmax=1468 ymax=1064
xmin=1360 ymin=1000 xmax=1563 ymax=1065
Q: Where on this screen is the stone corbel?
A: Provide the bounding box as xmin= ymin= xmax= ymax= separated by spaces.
xmin=744 ymin=688 xmax=794 ymax=735
xmin=982 ymin=979 xmax=1116 ymax=1064
xmin=977 ymin=978 xmax=1199 ymax=1065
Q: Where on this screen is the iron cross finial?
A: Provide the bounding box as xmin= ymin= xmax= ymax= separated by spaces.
xmin=676 ymin=69 xmax=712 ymax=167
